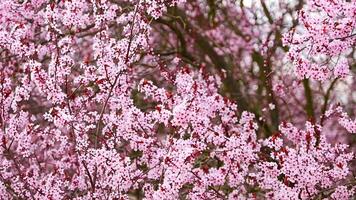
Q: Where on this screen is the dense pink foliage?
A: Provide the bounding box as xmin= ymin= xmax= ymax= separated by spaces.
xmin=284 ymin=0 xmax=355 ymax=81
xmin=0 ymin=0 xmax=355 ymax=199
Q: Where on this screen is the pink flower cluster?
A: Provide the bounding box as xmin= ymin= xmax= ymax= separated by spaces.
xmin=0 ymin=0 xmax=355 ymax=199
xmin=283 ymin=0 xmax=355 ymax=81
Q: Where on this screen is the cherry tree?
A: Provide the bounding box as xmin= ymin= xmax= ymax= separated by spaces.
xmin=0 ymin=0 xmax=355 ymax=199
